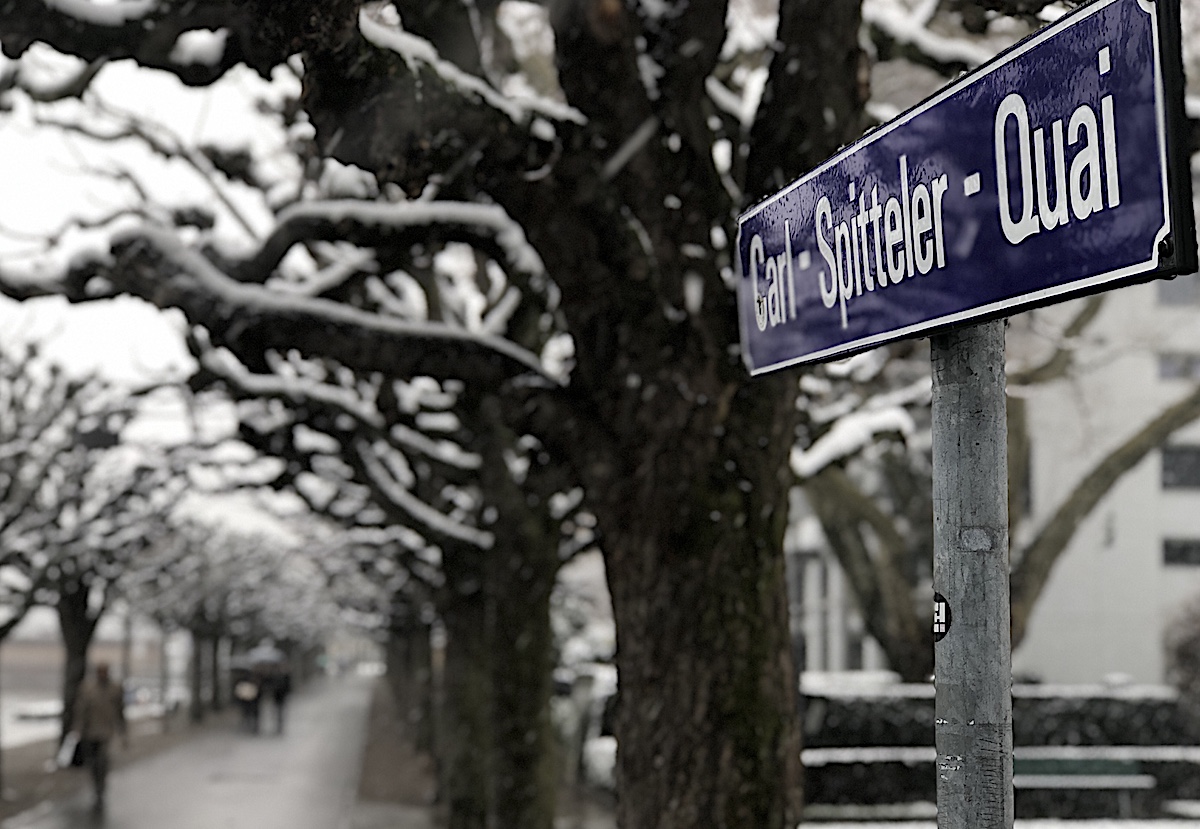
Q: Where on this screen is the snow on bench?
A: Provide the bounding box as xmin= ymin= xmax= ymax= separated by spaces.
xmin=1013 ymin=774 xmax=1155 ymax=790
xmin=801 ymin=744 xmax=1200 ymax=766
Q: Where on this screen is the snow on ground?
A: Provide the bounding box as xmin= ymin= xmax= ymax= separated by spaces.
xmin=0 ymin=694 xmax=166 ymax=749
xmin=1 ymin=693 xmax=60 ymax=749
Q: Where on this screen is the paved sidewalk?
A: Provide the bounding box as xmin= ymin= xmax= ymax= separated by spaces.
xmin=2 ymin=676 xmax=376 ymax=829
xmin=1 ymin=673 xmax=615 ymax=829
xmin=348 ymin=801 xmax=434 ymax=829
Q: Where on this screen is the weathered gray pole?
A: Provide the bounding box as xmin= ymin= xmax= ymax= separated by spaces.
xmin=931 ymin=319 xmax=1013 ymax=828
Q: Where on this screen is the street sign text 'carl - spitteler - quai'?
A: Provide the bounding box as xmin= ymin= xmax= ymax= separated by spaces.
xmin=737 ymin=0 xmax=1196 ymax=374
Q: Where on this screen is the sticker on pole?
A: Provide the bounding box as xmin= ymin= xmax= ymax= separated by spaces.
xmin=736 ymin=0 xmax=1196 ymax=373
xmin=933 ymin=592 xmax=952 ymax=642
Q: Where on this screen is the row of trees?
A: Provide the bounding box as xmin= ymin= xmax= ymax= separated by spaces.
xmin=0 ymin=334 xmax=342 ymax=786
xmin=0 ymin=1 xmax=1198 ymax=828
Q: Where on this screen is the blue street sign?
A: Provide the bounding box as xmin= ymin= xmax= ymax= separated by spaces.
xmin=737 ymin=0 xmax=1196 ymax=374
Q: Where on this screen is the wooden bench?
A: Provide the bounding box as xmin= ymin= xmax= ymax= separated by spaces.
xmin=801 ymin=746 xmax=1176 ymax=818
xmin=1013 ymin=757 xmax=1154 ymax=818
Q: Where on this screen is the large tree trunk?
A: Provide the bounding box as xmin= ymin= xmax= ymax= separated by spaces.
xmin=585 ymin=376 xmax=805 ymax=828
xmin=159 ymin=624 xmax=172 ymax=731
xmin=208 ymin=634 xmax=225 ymax=712
xmin=120 ymin=610 xmax=133 ymax=687
xmin=479 ymin=406 xmax=562 ymax=829
xmin=488 ymin=556 xmax=557 ymax=829
xmin=386 ymin=606 xmax=435 ymax=752
xmin=57 ymin=579 xmax=99 ymax=743
xmin=408 ymin=618 xmax=434 ymax=753
xmin=484 ymin=479 xmax=559 ymax=825
xmin=530 ymin=1 xmax=861 ymax=821
xmin=0 ymin=653 xmax=5 ymax=792
xmin=385 ymin=621 xmax=412 ymax=723
xmin=438 ymin=546 xmax=493 ymax=829
xmin=189 ymin=628 xmax=206 ymax=724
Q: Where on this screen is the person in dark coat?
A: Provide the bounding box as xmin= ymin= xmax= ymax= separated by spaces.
xmin=266 ymin=664 xmax=292 ymax=734
xmin=72 ymin=662 xmax=127 ymax=812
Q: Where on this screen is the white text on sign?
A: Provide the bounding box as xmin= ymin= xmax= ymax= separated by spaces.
xmin=747 ymin=46 xmax=1121 ymax=332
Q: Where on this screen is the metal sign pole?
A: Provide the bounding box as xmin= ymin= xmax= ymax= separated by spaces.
xmin=931 ymin=319 xmax=1013 ymax=828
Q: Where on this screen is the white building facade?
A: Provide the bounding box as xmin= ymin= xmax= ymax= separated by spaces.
xmin=787 ymin=275 xmax=1200 ymax=684
xmin=1013 ymin=277 xmax=1200 ymax=683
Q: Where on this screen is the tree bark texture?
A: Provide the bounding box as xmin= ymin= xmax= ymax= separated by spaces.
xmin=387 ymin=608 xmax=435 ymax=753
xmin=439 ymin=546 xmax=493 ymax=829
xmin=408 ymin=619 xmax=435 ymax=754
xmin=57 ymin=580 xmax=99 ymax=743
xmin=208 ymin=635 xmax=224 ymax=712
xmin=594 ymin=376 xmax=805 ymax=828
xmin=487 ymin=534 xmax=558 ymax=829
xmin=479 ymin=405 xmax=562 ymax=829
xmin=0 ymin=656 xmax=5 ymax=791
xmin=158 ymin=628 xmax=171 ymax=732
xmin=189 ymin=630 xmax=206 ymax=724
xmin=385 ymin=625 xmax=407 ymax=712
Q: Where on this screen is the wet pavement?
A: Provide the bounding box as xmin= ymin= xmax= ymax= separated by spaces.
xmin=2 ymin=675 xmax=378 ymax=829
xmin=0 ymin=672 xmax=617 ymax=829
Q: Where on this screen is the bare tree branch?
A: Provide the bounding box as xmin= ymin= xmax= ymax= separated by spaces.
xmin=232 ymin=200 xmax=546 ymax=294
xmin=58 ymin=225 xmax=557 ymax=387
xmin=864 ymin=5 xmax=993 ymax=77
xmin=1009 ymin=296 xmax=1106 ymax=386
xmin=806 ymin=464 xmax=931 ymax=680
xmin=746 ymin=0 xmax=868 ymax=204
xmin=40 ymin=104 xmax=262 ymax=240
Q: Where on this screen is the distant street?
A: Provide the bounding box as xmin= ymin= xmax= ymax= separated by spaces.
xmin=2 ymin=676 xmax=373 ymax=829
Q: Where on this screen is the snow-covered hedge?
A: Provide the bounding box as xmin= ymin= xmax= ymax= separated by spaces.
xmin=801 ymin=681 xmax=1196 ymax=817
xmin=803 ymin=682 xmax=1193 ymax=749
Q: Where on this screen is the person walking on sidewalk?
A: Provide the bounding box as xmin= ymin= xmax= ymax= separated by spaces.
xmin=266 ymin=664 xmax=292 ymax=735
xmin=233 ymin=668 xmax=262 ymax=734
xmin=72 ymin=661 xmax=127 ymax=812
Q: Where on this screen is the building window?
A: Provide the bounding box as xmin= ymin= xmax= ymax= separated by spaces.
xmin=1165 ymin=539 xmax=1200 ymax=565
xmin=1159 ymin=276 xmax=1200 ymax=305
xmin=1162 ymin=446 xmax=1200 ymax=489
xmin=1159 ymin=353 xmax=1200 ymax=380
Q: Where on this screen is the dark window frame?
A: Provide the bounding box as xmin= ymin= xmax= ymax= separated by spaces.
xmin=1159 ymin=352 xmax=1200 ymax=380
xmin=1162 ymin=446 xmax=1200 ymax=489
xmin=1164 ymin=538 xmax=1200 ymax=565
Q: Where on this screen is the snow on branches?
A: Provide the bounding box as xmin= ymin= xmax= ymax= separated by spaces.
xmin=359 ymin=4 xmax=585 ymax=132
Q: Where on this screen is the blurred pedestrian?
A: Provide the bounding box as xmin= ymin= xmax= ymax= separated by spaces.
xmin=233 ymin=670 xmax=262 ymax=734
xmin=72 ymin=661 xmax=127 ymax=812
xmin=267 ymin=664 xmax=292 ymax=735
